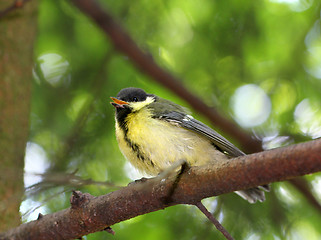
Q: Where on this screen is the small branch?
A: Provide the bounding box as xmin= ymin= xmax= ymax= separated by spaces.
xmin=69 ymin=0 xmax=321 ymax=214
xmin=0 ymin=0 xmax=31 ymax=19
xmin=1 ymin=139 xmax=320 ymax=239
xmin=196 ymin=202 xmax=234 ymax=240
xmin=25 ymin=171 xmax=118 ymax=196
xmin=22 ymin=172 xmax=119 ymax=220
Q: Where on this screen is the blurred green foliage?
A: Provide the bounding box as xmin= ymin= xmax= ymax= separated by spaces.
xmin=22 ymin=0 xmax=321 ymax=239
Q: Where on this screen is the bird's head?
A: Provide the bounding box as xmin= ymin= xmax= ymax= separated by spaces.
xmin=110 ymin=87 xmax=155 ymax=114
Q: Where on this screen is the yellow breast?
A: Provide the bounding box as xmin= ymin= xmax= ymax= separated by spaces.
xmin=115 ymin=108 xmax=228 ymax=176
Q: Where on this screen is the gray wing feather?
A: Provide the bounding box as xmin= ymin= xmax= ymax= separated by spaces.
xmin=159 ymin=111 xmax=245 ymax=157
xmin=156 ymin=111 xmax=270 ymax=203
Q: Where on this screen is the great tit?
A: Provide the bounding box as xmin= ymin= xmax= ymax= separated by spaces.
xmin=111 ymin=87 xmax=269 ymax=203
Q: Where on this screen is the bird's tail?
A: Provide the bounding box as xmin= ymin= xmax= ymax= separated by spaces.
xmin=235 ymin=185 xmax=270 ymax=204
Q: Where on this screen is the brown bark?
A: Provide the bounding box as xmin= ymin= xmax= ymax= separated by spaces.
xmin=0 ymin=0 xmax=37 ymax=231
xmin=1 ymin=139 xmax=320 ymax=240
xmin=69 ymin=0 xmax=321 ymax=214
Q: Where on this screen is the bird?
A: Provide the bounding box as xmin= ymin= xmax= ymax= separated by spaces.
xmin=110 ymin=87 xmax=269 ymax=203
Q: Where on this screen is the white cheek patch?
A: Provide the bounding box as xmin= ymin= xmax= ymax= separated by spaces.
xmin=130 ymin=96 xmax=155 ymax=111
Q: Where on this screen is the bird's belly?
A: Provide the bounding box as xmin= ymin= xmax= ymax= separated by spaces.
xmin=116 ymin=117 xmax=228 ymax=176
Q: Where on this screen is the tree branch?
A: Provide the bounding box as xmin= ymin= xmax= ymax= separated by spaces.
xmin=69 ymin=0 xmax=321 ymax=214
xmin=196 ymin=202 xmax=234 ymax=240
xmin=25 ymin=171 xmax=119 ymax=197
xmin=1 ymin=139 xmax=320 ymax=240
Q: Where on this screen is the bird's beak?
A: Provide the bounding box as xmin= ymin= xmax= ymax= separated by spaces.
xmin=110 ymin=97 xmax=129 ymax=108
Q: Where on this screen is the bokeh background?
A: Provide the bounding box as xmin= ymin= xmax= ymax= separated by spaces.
xmin=7 ymin=0 xmax=321 ymax=239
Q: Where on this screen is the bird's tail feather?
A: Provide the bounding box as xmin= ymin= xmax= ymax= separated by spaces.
xmin=235 ymin=185 xmax=270 ymax=204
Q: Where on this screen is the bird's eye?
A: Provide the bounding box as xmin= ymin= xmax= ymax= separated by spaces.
xmin=133 ymin=97 xmax=138 ymax=102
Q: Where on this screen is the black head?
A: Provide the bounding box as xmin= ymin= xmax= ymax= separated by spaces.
xmin=116 ymin=87 xmax=149 ymax=103
xmin=112 ymin=88 xmax=154 ymax=131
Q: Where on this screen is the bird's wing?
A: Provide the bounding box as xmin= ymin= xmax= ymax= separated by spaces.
xmin=157 ymin=111 xmax=245 ymax=157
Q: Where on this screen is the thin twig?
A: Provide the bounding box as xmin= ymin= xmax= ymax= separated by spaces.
xmin=21 ymin=188 xmax=71 ymax=219
xmin=195 ymin=202 xmax=234 ymax=240
xmin=24 ymin=171 xmax=119 ymax=197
